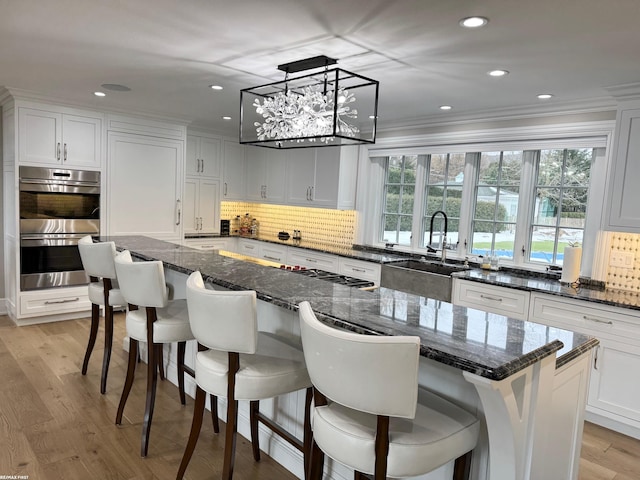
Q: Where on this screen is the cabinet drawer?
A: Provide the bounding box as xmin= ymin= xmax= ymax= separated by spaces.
xmin=237 ymin=238 xmax=260 ymax=257
xmin=529 ymin=293 xmax=640 ymax=339
xmin=287 ymin=248 xmax=339 ymax=272
xmin=452 ymin=280 xmax=530 ymax=320
xmin=185 ymin=238 xmax=230 ymax=251
xmin=260 ymin=244 xmax=287 ymax=264
xmin=20 ymin=287 xmax=91 ymax=318
xmin=339 ymin=258 xmax=381 ymax=284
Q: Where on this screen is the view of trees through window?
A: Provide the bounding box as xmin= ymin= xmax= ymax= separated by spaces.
xmin=380 ymin=147 xmax=595 ymax=266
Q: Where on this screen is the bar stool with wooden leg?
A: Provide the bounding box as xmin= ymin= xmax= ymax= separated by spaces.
xmin=298 ymin=301 xmax=480 ymax=480
xmin=113 ymin=251 xmax=219 ymax=457
xmin=78 ymin=235 xmax=126 ymax=394
xmin=177 ymin=271 xmax=313 ymax=480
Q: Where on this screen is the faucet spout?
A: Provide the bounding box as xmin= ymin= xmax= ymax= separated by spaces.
xmin=428 ymin=210 xmax=448 ymax=262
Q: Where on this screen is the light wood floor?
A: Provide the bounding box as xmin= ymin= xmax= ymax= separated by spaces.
xmin=0 ymin=313 xmax=638 ymax=479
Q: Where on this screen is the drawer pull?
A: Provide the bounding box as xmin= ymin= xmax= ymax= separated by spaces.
xmin=583 ymin=315 xmax=613 ymax=325
xmin=352 ymin=267 xmax=366 ymax=273
xmin=263 ymin=255 xmax=281 ymax=261
xmin=480 ymin=294 xmax=503 ymax=302
xmin=245 ymin=245 xmax=255 ymax=250
xmin=306 ymin=258 xmax=317 ymax=263
xmin=45 ymin=297 xmax=80 ymax=305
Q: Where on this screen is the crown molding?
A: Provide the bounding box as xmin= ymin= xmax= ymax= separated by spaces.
xmin=604 ymin=82 xmax=640 ymax=102
xmin=377 ymin=96 xmax=617 ymax=134
xmin=1 ymin=86 xmax=193 ymax=127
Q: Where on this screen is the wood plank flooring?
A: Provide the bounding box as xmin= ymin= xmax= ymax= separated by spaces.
xmin=0 ymin=312 xmax=638 ymax=479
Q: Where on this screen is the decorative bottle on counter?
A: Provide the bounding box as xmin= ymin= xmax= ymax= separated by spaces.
xmin=240 ymin=213 xmax=251 ymax=236
xmin=232 ymin=215 xmax=241 ymax=235
xmin=250 ymin=218 xmax=259 ymax=238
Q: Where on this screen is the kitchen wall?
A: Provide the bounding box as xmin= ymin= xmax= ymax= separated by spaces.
xmin=221 ymin=202 xmax=356 ymax=252
xmin=601 ymin=231 xmax=640 ymax=292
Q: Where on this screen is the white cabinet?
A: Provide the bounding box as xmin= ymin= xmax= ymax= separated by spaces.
xmin=286 ymin=145 xmax=359 ymax=209
xmin=287 ymin=247 xmax=340 ymax=272
xmin=186 ymin=134 xmax=221 ymax=178
xmin=183 ymin=178 xmax=220 ymax=235
xmin=222 ymin=140 xmax=246 ymax=200
xmin=245 ymin=146 xmax=286 ymax=204
xmin=451 ymin=279 xmax=530 ymax=320
xmin=107 ymin=132 xmax=184 ymax=241
xmin=18 ymin=107 xmax=102 ymax=168
xmin=19 ymin=286 xmax=92 ymax=321
xmin=339 ymin=257 xmax=381 ymax=284
xmin=237 ymin=238 xmax=287 ymax=264
xmin=184 ymin=237 xmax=231 ymax=251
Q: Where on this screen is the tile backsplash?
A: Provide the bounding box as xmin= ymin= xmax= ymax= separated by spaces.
xmin=221 ymin=202 xmax=357 ymax=251
xmin=603 ymin=232 xmax=640 ymax=292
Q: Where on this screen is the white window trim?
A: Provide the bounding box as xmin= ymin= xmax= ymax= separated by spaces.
xmin=361 ymin=121 xmax=614 ymax=273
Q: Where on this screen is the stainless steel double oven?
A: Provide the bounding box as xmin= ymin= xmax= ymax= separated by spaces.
xmin=19 ymin=166 xmax=100 ymax=290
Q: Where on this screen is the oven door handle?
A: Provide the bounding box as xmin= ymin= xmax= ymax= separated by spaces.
xmin=21 ymin=235 xmax=88 ymax=246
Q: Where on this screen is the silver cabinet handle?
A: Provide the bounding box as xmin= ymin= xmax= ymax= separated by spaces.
xmin=583 ymin=315 xmax=613 ymax=325
xmin=245 ymin=245 xmax=255 ymax=250
xmin=263 ymin=255 xmax=281 ymax=261
xmin=57 ymin=142 xmax=61 ymax=161
xmin=480 ymin=294 xmax=503 ymax=302
xmin=63 ymin=143 xmax=68 ymax=162
xmin=198 ymin=159 xmax=202 ymax=173
xmin=309 ymin=185 xmax=314 ymax=201
xmin=176 ymin=199 xmax=181 ymax=225
xmin=352 ymin=267 xmax=367 ymax=273
xmin=306 ymin=186 xmax=310 ymax=201
xmin=306 ymin=258 xmax=317 ymax=263
xmin=45 ymin=297 xmax=80 ymax=305
xmin=224 ymin=182 xmax=228 ymax=196
xmin=594 ymin=346 xmax=600 ymax=370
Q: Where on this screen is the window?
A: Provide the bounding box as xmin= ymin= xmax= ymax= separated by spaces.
xmin=382 ymin=155 xmax=417 ymax=245
xmin=375 ymin=140 xmax=602 ymax=270
xmin=471 ymin=151 xmax=523 ymax=259
xmin=530 ymin=149 xmax=592 ymax=264
xmin=423 ymin=153 xmax=465 ymax=249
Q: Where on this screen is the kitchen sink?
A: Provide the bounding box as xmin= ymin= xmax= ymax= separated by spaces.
xmin=380 ymin=259 xmax=468 ymax=302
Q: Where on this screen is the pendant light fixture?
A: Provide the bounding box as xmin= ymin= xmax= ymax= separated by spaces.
xmin=240 ymin=55 xmax=379 ymax=149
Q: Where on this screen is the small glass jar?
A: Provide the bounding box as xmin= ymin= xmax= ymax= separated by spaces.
xmin=490 ymin=254 xmax=500 ymax=271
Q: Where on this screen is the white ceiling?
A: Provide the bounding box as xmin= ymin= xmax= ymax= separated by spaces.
xmin=1 ymin=0 xmax=638 ymax=136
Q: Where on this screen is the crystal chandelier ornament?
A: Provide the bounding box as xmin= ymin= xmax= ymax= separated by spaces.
xmin=240 ymin=55 xmax=379 ymax=149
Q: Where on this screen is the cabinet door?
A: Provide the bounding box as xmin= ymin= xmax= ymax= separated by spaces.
xmin=186 ymin=135 xmax=200 ymax=177
xmin=198 ymin=179 xmax=220 ymax=234
xmin=108 ymin=132 xmax=183 ymax=241
xmin=286 ymin=149 xmax=316 ymax=205
xmin=589 ymin=340 xmax=640 ymax=422
xmin=183 ymin=178 xmax=199 ymax=235
xmin=223 ymin=140 xmax=246 ymax=200
xmin=245 ymin=146 xmax=266 ymax=202
xmin=263 ymin=149 xmax=286 ymax=203
xmin=312 ymin=147 xmax=341 ymax=206
xmin=200 ymin=137 xmax=221 ymax=178
xmin=605 ymin=106 xmax=640 ymax=231
xmin=61 ymin=114 xmax=101 ymax=168
xmin=18 ymin=108 xmax=62 ymax=165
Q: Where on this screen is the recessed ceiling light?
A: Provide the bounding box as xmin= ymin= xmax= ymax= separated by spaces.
xmin=440 ymin=105 xmax=452 ymax=110
xmin=537 ymin=93 xmax=554 ymax=99
xmin=488 ymin=69 xmax=509 ymax=77
xmin=210 ymin=85 xmax=223 ymax=90
xmin=460 ymin=16 xmax=489 ymax=28
xmin=222 ymin=116 xmax=232 ymax=120
xmin=100 ymin=83 xmax=131 ymax=92
xmin=94 ymin=91 xmax=106 ymax=97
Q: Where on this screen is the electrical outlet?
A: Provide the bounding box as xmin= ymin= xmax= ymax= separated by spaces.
xmin=609 ymin=251 xmax=635 ymax=268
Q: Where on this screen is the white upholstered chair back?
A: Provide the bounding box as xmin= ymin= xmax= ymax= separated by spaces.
xmin=298 ymin=300 xmax=420 ymax=419
xmin=114 ymin=250 xmax=168 ymax=308
xmin=186 ymin=271 xmax=258 ymax=354
xmin=78 ymin=235 xmax=118 ymax=279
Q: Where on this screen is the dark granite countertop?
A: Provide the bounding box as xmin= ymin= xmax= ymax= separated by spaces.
xmin=454 ymin=269 xmax=640 ymax=312
xmin=102 ymin=235 xmax=597 ymax=381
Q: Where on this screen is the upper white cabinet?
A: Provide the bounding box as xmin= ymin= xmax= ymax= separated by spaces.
xmin=107 ymin=132 xmax=184 ymax=241
xmin=186 ymin=134 xmax=221 ymax=178
xmin=222 ymin=140 xmax=246 ymax=200
xmin=18 ymin=107 xmax=102 ymax=169
xmin=605 ymin=100 xmax=640 ymax=231
xmin=183 ymin=178 xmax=220 ymax=235
xmin=245 ymin=146 xmax=286 ymax=204
xmin=286 ymin=145 xmax=359 ymax=209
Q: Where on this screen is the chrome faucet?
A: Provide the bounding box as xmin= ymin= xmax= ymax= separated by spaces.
xmin=428 ymin=210 xmax=448 ymax=263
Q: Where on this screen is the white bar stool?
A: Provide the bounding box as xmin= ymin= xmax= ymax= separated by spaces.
xmin=113 ymin=250 xmax=218 ymax=457
xmin=177 ymin=271 xmax=313 ymax=480
xmin=78 ymin=235 xmax=126 ymax=394
xmin=298 ymin=301 xmax=480 ymax=480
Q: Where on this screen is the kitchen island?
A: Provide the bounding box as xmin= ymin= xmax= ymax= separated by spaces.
xmin=101 ymin=235 xmax=598 ymax=480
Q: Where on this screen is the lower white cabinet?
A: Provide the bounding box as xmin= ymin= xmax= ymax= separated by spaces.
xmin=339 ymin=257 xmax=381 ymax=284
xmin=184 ymin=237 xmax=231 ymax=251
xmin=183 ymin=178 xmax=220 ymax=235
xmin=237 ymin=238 xmax=287 ymax=264
xmin=19 ymin=287 xmax=92 ymax=321
xmin=286 ymin=248 xmax=340 ymax=272
xmin=451 ymin=279 xmax=530 ymax=320
xmin=529 ymin=292 xmax=640 ymax=437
